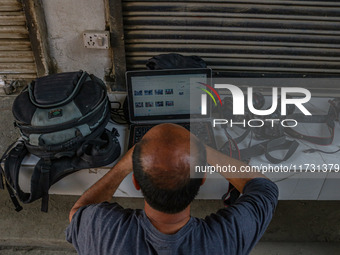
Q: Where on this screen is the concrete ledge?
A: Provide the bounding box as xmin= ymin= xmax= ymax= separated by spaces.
xmin=251 ymin=242 xmax=340 ymax=255
xmin=1 ymin=241 xmax=339 ymax=255
xmin=0 ymin=238 xmax=74 ymax=250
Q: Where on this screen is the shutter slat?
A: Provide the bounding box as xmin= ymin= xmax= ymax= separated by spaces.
xmin=126 ymin=43 xmax=340 ymax=55
xmin=0 ymin=63 xmax=36 ymax=73
xmin=126 ymin=52 xmax=340 ymax=62
xmin=0 ymin=14 xmax=25 ymax=26
xmin=124 ymin=11 xmax=340 ymax=22
xmin=1 ymin=74 xmax=37 ymax=80
xmin=123 ymin=1 xmax=340 ymax=9
xmin=126 ymin=30 xmax=340 ymax=45
xmin=125 ymin=25 xmax=340 ymax=36
xmin=0 ymin=51 xmax=34 ymax=62
xmin=128 ymin=63 xmax=340 ymax=74
xmin=126 ymin=39 xmax=340 ymax=49
xmin=0 ymin=3 xmax=22 ymax=12
xmin=0 ymin=39 xmax=31 ymax=50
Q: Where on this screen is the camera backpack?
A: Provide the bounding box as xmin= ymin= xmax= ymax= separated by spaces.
xmin=0 ymin=71 xmax=121 ymax=212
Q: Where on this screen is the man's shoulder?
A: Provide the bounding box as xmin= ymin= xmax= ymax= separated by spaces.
xmin=70 ymin=201 xmax=143 ymax=227
xmin=66 ymin=202 xmax=146 ymax=254
xmin=83 ymin=201 xmax=141 ymax=217
xmin=67 ymin=202 xmax=144 ymax=239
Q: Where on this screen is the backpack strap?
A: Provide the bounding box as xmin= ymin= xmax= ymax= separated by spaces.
xmin=38 ymin=159 xmax=51 ymax=212
xmin=28 ymin=71 xmax=88 ymax=108
xmin=0 ymin=141 xmax=17 ymax=190
xmin=1 ymin=142 xmax=28 ymax=212
xmin=2 ymin=142 xmax=55 ymax=212
xmin=72 ymin=128 xmax=121 ymax=170
xmin=0 ymin=144 xmax=24 ymax=212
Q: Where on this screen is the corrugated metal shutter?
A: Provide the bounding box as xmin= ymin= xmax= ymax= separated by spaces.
xmin=122 ymin=0 xmax=340 ymax=77
xmin=0 ymin=0 xmax=37 ymax=82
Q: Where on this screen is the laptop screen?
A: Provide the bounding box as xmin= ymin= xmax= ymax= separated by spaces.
xmin=126 ymin=68 xmax=211 ymax=122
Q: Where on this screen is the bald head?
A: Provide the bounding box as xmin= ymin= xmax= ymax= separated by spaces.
xmin=138 ymin=124 xmax=197 ymax=189
xmin=132 ymin=123 xmax=206 ymax=213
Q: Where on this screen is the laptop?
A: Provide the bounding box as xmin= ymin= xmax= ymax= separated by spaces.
xmin=126 ymin=68 xmax=216 ymax=149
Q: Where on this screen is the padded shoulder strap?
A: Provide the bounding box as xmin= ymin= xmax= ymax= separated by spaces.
xmin=2 ymin=142 xmax=52 ymax=212
xmin=2 ymin=142 xmax=28 ymax=212
xmin=0 ymin=141 xmax=17 ymax=190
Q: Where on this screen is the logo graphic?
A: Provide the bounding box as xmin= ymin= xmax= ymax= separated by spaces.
xmin=199 ymin=83 xmax=311 ymax=116
xmin=197 ymin=82 xmax=222 ymax=115
xmin=197 ymin=83 xmax=312 ymax=128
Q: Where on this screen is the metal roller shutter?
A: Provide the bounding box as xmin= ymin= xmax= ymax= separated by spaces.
xmin=0 ymin=0 xmax=37 ymax=83
xmin=122 ymin=0 xmax=340 ymax=77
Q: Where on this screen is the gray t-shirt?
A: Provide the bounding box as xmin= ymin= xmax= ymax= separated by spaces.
xmin=66 ymin=178 xmax=278 ymax=255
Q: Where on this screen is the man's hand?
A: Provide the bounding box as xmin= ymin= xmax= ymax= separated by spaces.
xmin=205 ymin=145 xmax=267 ymax=193
xmin=69 ymin=145 xmax=135 ymax=222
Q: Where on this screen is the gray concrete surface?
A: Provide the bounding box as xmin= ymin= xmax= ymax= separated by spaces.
xmin=1 ymin=95 xmax=340 ymax=254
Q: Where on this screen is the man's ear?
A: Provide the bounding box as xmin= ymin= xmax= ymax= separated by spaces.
xmin=201 ymin=173 xmax=207 ymax=186
xmin=132 ymin=174 xmax=140 ymax=190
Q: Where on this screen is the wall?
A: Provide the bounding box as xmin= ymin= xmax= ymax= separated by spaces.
xmin=42 ymin=0 xmax=111 ymax=81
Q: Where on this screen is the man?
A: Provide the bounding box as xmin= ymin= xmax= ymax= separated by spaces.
xmin=67 ymin=123 xmax=278 ymax=254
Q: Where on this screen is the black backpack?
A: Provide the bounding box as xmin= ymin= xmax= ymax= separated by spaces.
xmin=0 ymin=71 xmax=121 ymax=212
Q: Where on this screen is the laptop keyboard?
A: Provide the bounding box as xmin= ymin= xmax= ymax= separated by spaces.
xmin=129 ymin=122 xmax=216 ymax=149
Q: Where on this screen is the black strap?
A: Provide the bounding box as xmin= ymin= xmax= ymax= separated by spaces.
xmin=264 ymin=138 xmax=299 ymax=164
xmin=222 ymin=183 xmax=240 ymax=207
xmin=0 ymin=141 xmax=17 ymax=190
xmin=40 ymin=161 xmax=51 ymax=212
xmin=221 ymin=129 xmax=242 ymax=160
xmin=0 ymin=171 xmax=3 ymax=190
xmin=72 ymin=128 xmax=121 ymax=170
xmin=221 ymin=127 xmax=299 ymax=164
xmin=304 ymin=147 xmax=340 ymax=154
xmin=5 ymin=182 xmax=23 ymax=212
xmin=2 ymin=142 xmax=52 ymax=212
xmin=284 ymin=114 xmax=335 ymax=145
xmin=238 ymin=137 xmax=298 ymax=164
xmin=2 ymin=142 xmax=27 ymax=212
xmin=1 ymin=158 xmax=5 ymax=190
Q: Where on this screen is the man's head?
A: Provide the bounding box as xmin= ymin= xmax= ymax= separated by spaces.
xmin=132 ymin=123 xmax=206 ymax=214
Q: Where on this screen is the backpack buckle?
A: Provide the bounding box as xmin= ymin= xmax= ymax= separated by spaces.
xmin=40 ymin=164 xmax=51 ymax=174
xmin=10 ymin=142 xmax=25 ymax=159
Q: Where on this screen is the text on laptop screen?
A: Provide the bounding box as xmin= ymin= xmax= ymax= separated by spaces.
xmin=131 ymin=73 xmax=207 ymax=117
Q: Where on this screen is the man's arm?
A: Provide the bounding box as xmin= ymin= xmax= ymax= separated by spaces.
xmin=205 ymin=145 xmax=267 ymax=193
xmin=68 ymin=146 xmax=134 ymax=222
xmin=205 ymin=145 xmax=278 ymax=254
